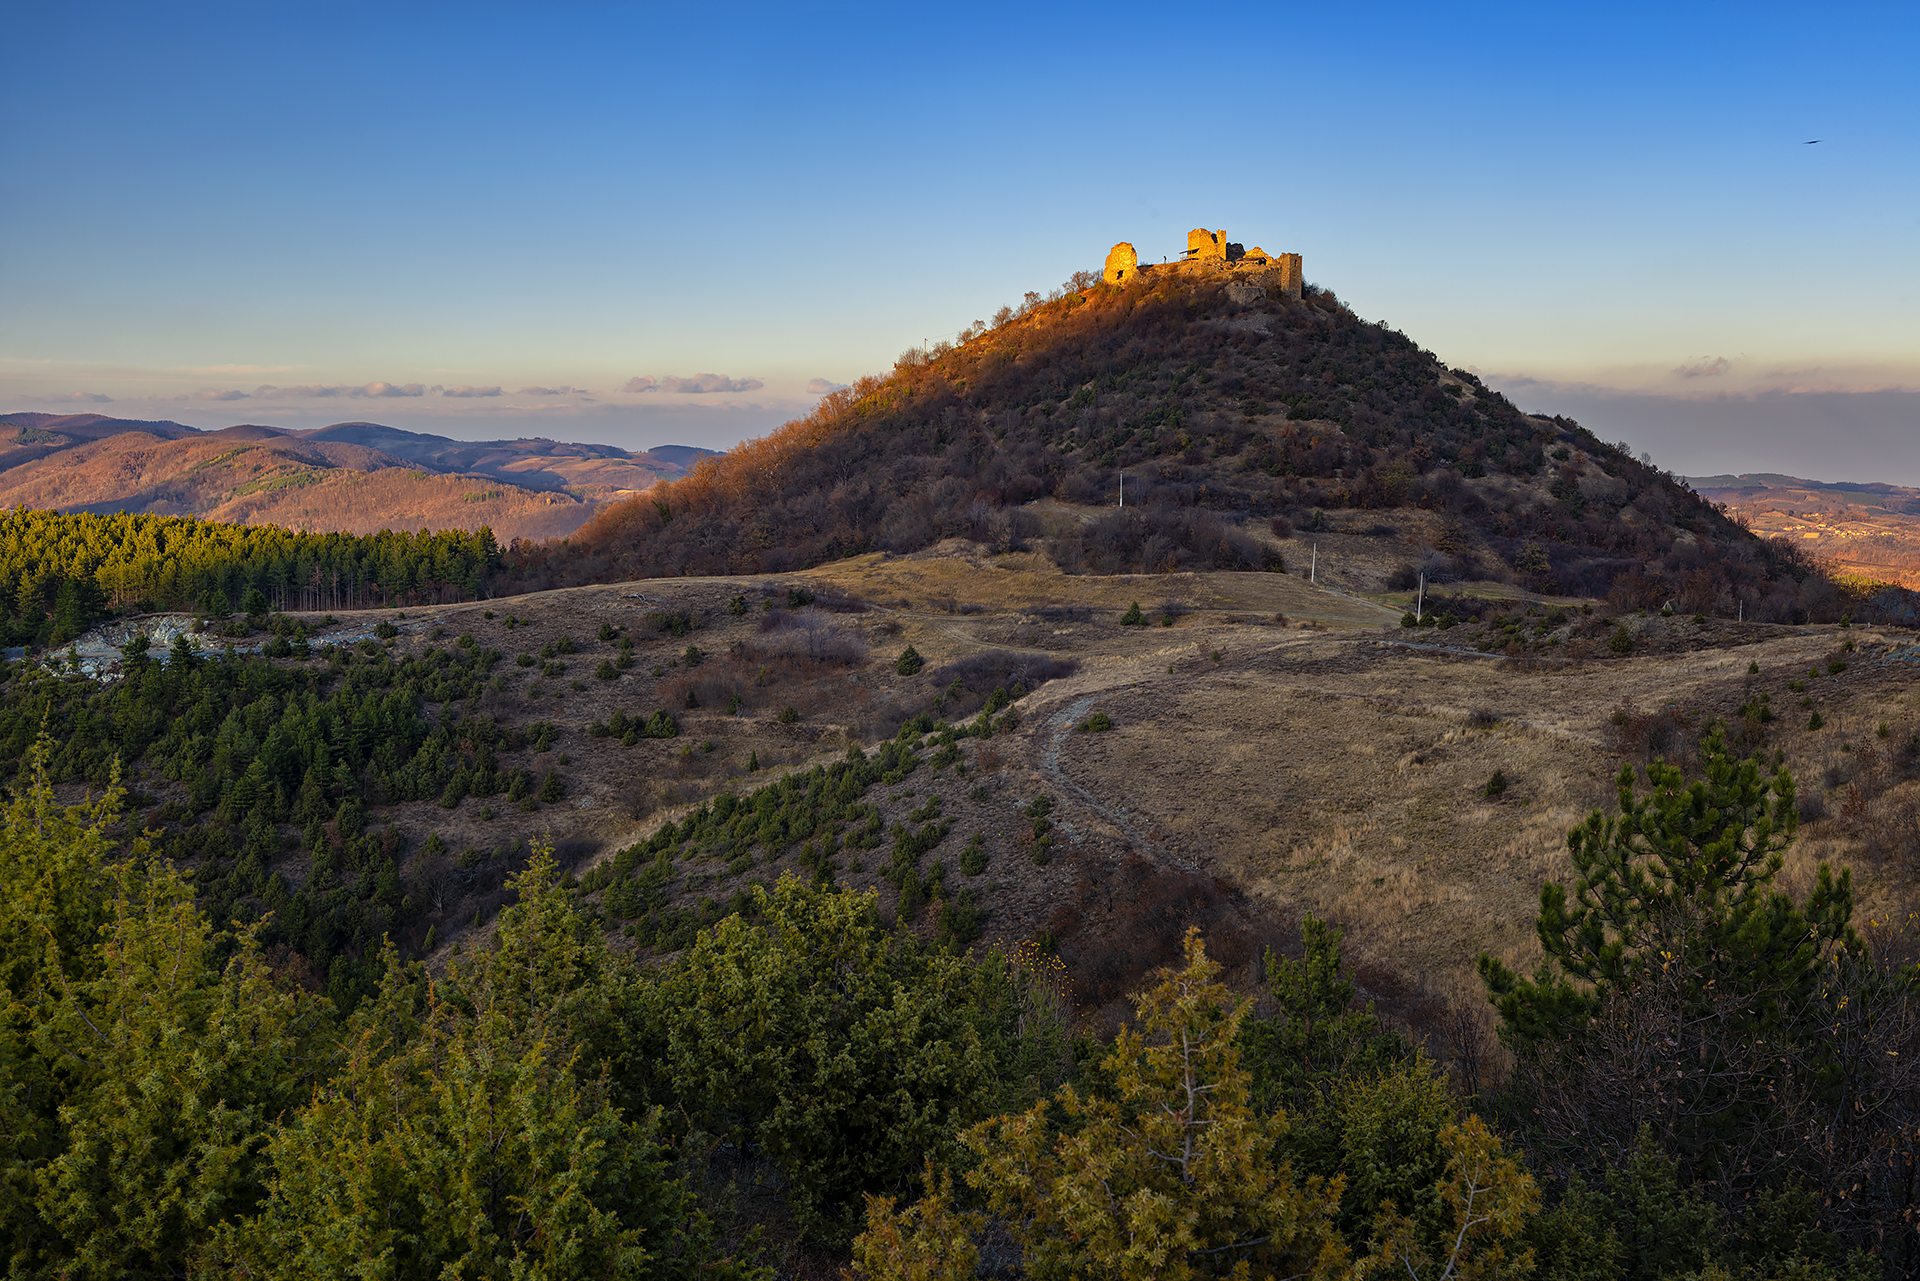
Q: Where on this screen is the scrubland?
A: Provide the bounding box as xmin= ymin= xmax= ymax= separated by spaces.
xmin=160 ymin=528 xmax=1914 ymax=1061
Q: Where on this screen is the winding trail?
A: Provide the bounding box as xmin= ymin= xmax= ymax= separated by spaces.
xmin=1035 ymin=691 xmax=1199 ymax=874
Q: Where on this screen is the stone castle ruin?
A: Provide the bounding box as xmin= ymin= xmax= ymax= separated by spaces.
xmin=1103 ymin=228 xmax=1302 ymax=301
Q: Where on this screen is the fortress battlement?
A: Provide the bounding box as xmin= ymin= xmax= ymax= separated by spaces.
xmin=1102 ymin=228 xmax=1301 ymax=300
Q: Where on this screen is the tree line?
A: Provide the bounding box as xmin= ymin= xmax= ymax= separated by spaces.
xmin=0 ymin=508 xmax=502 ymax=648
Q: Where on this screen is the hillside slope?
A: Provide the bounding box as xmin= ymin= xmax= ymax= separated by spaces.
xmin=526 ymin=266 xmax=1846 ymax=622
xmin=0 ymin=413 xmax=718 ymax=541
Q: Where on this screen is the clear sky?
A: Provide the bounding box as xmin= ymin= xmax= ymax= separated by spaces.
xmin=3 ymin=2 xmax=1916 ymax=479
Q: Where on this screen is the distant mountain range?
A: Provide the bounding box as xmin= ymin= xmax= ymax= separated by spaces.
xmin=0 ymin=412 xmax=718 ymax=541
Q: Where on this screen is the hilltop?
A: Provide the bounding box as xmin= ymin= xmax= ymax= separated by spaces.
xmin=0 ymin=412 xmax=718 ymax=542
xmin=518 ymin=250 xmax=1859 ymax=625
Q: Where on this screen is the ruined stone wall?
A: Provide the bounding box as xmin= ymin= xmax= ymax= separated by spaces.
xmin=1186 ymin=228 xmax=1228 ymax=261
xmin=1104 ymin=230 xmax=1302 ymax=299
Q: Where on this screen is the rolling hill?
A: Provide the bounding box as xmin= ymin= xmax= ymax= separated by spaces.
xmin=0 ymin=412 xmax=717 ymax=541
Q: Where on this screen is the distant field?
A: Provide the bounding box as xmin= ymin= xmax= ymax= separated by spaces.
xmin=1693 ymin=472 xmax=1920 ymax=588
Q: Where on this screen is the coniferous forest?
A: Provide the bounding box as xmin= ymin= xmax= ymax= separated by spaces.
xmin=0 ymin=508 xmax=499 ymax=648
xmin=5 ymin=716 xmax=1920 ymax=1278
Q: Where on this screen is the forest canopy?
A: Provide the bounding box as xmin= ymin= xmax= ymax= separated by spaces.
xmin=3 ymin=727 xmax=1918 ymax=1278
xmin=0 ymin=507 xmax=500 ymax=647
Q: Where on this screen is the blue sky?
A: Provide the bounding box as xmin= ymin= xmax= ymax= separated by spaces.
xmin=3 ymin=2 xmax=1916 ymax=478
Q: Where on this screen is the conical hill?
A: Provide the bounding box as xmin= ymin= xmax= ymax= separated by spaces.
xmin=530 ymin=267 xmax=1851 ymax=622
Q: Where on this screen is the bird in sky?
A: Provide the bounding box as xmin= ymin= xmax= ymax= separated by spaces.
xmin=1806 ymin=139 xmax=1822 ymax=144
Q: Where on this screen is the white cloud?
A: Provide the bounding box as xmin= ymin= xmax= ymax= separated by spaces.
xmin=196 ymin=388 xmax=250 ymax=401
xmin=625 ymin=373 xmax=765 ymax=394
xmin=516 ymin=385 xmax=589 ymax=397
xmin=247 ymin=382 xmax=423 ymax=399
xmin=806 ymin=377 xmax=848 ymax=395
xmin=438 ymin=385 xmax=503 ymax=398
xmin=38 ymin=391 xmax=114 ymax=403
xmin=1674 ymin=356 xmax=1733 ymax=379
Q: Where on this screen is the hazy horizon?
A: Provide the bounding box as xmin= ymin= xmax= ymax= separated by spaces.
xmin=18 ymin=384 xmax=1920 ymax=490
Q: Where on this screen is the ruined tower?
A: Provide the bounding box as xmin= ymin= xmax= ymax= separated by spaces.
xmin=1103 ymin=241 xmax=1139 ymax=284
xmin=1186 ymin=228 xmax=1228 ymax=261
xmin=1272 ymin=252 xmax=1302 ymax=299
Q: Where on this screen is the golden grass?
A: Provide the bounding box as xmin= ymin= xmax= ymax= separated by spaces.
xmin=800 ymin=550 xmax=1397 ymax=630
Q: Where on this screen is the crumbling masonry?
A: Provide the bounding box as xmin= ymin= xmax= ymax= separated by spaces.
xmin=1103 ymin=227 xmax=1302 ymax=300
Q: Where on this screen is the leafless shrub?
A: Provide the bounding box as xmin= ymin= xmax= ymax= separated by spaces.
xmin=1438 ymin=997 xmax=1497 ymax=1100
xmin=621 ymin=782 xmax=657 ymax=821
xmin=923 ymin=650 xmax=1079 ymax=719
xmin=658 ymin=668 xmax=750 ymax=712
xmin=1607 ymin=698 xmax=1697 ymax=768
xmin=853 ymin=696 xmax=920 ymax=742
xmin=756 ymin=608 xmax=869 ymax=664
xmin=550 ymin=835 xmax=600 ymax=870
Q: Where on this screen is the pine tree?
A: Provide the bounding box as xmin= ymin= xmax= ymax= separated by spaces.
xmin=1242 ymin=914 xmax=1404 ymax=1119
xmin=947 ymin=928 xmax=1348 ymax=1280
xmin=1478 ymin=728 xmax=1851 ymax=1051
xmin=215 ymin=850 xmax=739 ymax=1279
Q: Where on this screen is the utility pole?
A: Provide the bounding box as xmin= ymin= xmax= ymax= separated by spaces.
xmin=1119 ymin=471 xmax=1124 ymax=509
xmin=1417 ymin=570 xmax=1425 ymax=622
xmin=1311 ymin=544 xmax=1317 ymax=585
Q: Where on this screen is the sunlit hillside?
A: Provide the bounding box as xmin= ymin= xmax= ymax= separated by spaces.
xmin=0 ymin=414 xmax=716 ymax=542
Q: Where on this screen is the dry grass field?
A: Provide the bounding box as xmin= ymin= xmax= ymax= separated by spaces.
xmin=171 ymin=524 xmax=1920 ymax=1048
